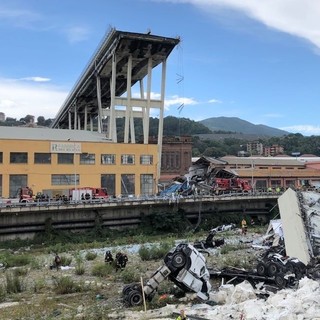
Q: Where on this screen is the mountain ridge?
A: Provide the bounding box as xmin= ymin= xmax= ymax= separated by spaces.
xmin=199 ymin=116 xmax=289 ymax=137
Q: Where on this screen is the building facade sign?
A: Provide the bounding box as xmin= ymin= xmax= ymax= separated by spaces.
xmin=51 ymin=142 xmax=81 ymax=154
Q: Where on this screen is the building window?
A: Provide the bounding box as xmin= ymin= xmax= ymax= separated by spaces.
xmin=0 ymin=174 xmax=2 ymax=197
xmin=9 ymin=174 xmax=27 ymax=197
xmin=58 ymin=153 xmax=73 ymax=164
xmin=101 ymin=154 xmax=115 ymax=164
xmin=255 ymin=180 xmax=267 ymax=190
xmin=34 ymin=153 xmax=51 ymax=164
xmin=121 ymin=154 xmax=135 ymax=165
xmin=0 ymin=152 xmax=2 ymax=163
xmin=80 ymin=153 xmax=95 ymax=164
xmin=121 ymin=174 xmax=135 ymax=195
xmin=271 ymin=180 xmax=281 ymax=188
xmin=10 ymin=152 xmax=27 ymax=164
xmin=51 ymin=174 xmax=79 ymax=186
xmin=285 ymin=180 xmax=296 ymax=188
xmin=140 ymin=155 xmax=153 ymax=165
xmin=140 ymin=174 xmax=153 ymax=195
xmin=101 ymin=174 xmax=115 ymax=196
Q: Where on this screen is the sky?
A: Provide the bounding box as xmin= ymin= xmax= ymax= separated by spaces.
xmin=1 ymin=0 xmax=320 ymax=136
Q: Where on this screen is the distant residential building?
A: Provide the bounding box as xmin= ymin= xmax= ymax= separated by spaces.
xmin=0 ymin=112 xmax=5 ymax=122
xmin=246 ymin=141 xmax=263 ymax=155
xmin=263 ymin=144 xmax=284 ymax=157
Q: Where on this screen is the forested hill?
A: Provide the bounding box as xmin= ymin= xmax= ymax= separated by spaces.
xmin=200 ymin=116 xmax=289 ymax=137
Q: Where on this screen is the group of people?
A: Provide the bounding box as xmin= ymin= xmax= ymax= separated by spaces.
xmin=104 ymin=250 xmax=128 ymax=271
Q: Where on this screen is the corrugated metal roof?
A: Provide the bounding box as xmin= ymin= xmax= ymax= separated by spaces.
xmin=221 ymin=156 xmax=304 ymax=166
xmin=0 ymin=126 xmax=111 ymax=143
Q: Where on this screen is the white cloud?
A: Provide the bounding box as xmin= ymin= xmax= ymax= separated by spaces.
xmin=280 ymin=125 xmax=320 ymax=136
xmin=0 ymin=7 xmax=41 ymax=26
xmin=164 ymin=0 xmax=320 ymax=50
xmin=0 ymin=79 xmax=68 ymax=119
xmin=165 ymin=95 xmax=198 ymax=110
xmin=19 ymin=77 xmax=51 ymax=82
xmin=65 ymin=26 xmax=91 ymax=43
xmin=208 ymin=98 xmax=222 ymax=103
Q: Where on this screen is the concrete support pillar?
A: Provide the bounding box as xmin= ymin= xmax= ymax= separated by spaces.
xmin=74 ymin=104 xmax=77 ymax=130
xmin=84 ymin=106 xmax=88 ymax=131
xmin=143 ymin=57 xmax=152 ymax=144
xmin=124 ymin=55 xmax=132 ymax=143
xmin=157 ymin=59 xmax=167 ymax=183
xmin=96 ymin=75 xmax=103 ymax=133
xmin=68 ymin=111 xmax=72 ymax=130
xmin=110 ymin=54 xmax=117 ymax=142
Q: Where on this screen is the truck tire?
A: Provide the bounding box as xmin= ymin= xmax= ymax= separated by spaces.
xmin=256 ymin=262 xmax=267 ymax=276
xmin=122 ymin=283 xmax=140 ymax=296
xmin=172 ymin=252 xmax=187 ymax=268
xmin=127 ymin=290 xmax=143 ymax=306
xmin=267 ymin=262 xmax=278 ymax=277
xmin=274 ymin=273 xmax=287 ymax=289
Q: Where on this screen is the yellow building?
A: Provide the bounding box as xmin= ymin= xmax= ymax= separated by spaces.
xmin=0 ymin=127 xmax=157 ymax=198
xmin=0 ymin=30 xmax=180 ymax=199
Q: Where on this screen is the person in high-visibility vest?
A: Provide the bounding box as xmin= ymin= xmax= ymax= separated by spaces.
xmin=241 ymin=218 xmax=247 ymax=235
xmin=176 ymin=309 xmax=187 ymax=320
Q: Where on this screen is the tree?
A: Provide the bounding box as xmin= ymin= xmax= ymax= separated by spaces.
xmin=37 ymin=116 xmax=46 ymax=126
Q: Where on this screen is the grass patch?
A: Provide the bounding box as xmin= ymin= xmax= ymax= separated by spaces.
xmin=91 ymin=262 xmax=113 ymax=277
xmin=220 ymin=244 xmax=247 ymax=255
xmin=85 ymin=251 xmax=97 ymax=261
xmin=5 ymin=272 xmax=24 ymax=293
xmin=138 ymin=242 xmax=174 ymax=261
xmin=53 ymin=276 xmax=83 ymax=294
xmin=118 ymin=266 xmax=140 ymax=283
xmin=0 ymin=253 xmax=32 ymax=268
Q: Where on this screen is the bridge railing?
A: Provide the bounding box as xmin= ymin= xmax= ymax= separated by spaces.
xmin=0 ymin=190 xmax=282 ymax=210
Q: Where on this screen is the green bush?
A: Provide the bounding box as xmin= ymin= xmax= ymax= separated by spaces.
xmin=53 ymin=276 xmax=82 ymax=294
xmin=5 ymin=272 xmax=23 ymax=293
xmin=13 ymin=267 xmax=28 ymax=277
xmin=75 ymin=263 xmax=85 ymax=275
xmin=119 ymin=266 xmax=140 ymax=283
xmin=138 ymin=242 xmax=173 ymax=261
xmin=2 ymin=254 xmax=32 ymax=268
xmin=33 ymin=278 xmax=46 ymax=293
xmin=85 ymin=251 xmax=97 ymax=261
xmin=91 ymin=262 xmax=113 ymax=277
xmin=0 ymin=284 xmax=6 ymax=302
xmin=60 ymin=255 xmax=72 ymax=266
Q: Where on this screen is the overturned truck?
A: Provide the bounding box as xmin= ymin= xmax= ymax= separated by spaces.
xmin=122 ymin=243 xmax=212 ymax=307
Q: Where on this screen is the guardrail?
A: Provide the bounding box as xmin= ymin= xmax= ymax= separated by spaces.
xmin=0 ymin=191 xmax=282 ymax=210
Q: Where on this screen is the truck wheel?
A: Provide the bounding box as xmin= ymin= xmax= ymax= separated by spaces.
xmin=275 ymin=273 xmax=287 ymax=289
xmin=267 ymin=262 xmax=278 ymax=277
xmin=127 ymin=290 xmax=143 ymax=306
xmin=172 ymin=252 xmax=187 ymax=268
xmin=257 ymin=262 xmax=267 ymax=276
xmin=122 ymin=283 xmax=140 ymax=296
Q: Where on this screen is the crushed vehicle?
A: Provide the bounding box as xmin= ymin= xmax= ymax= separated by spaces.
xmin=212 ymin=188 xmax=320 ymax=291
xmin=160 ymin=164 xmax=252 ymax=197
xmin=122 ymin=243 xmax=211 ymax=307
xmin=193 ymin=224 xmax=236 ymax=251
